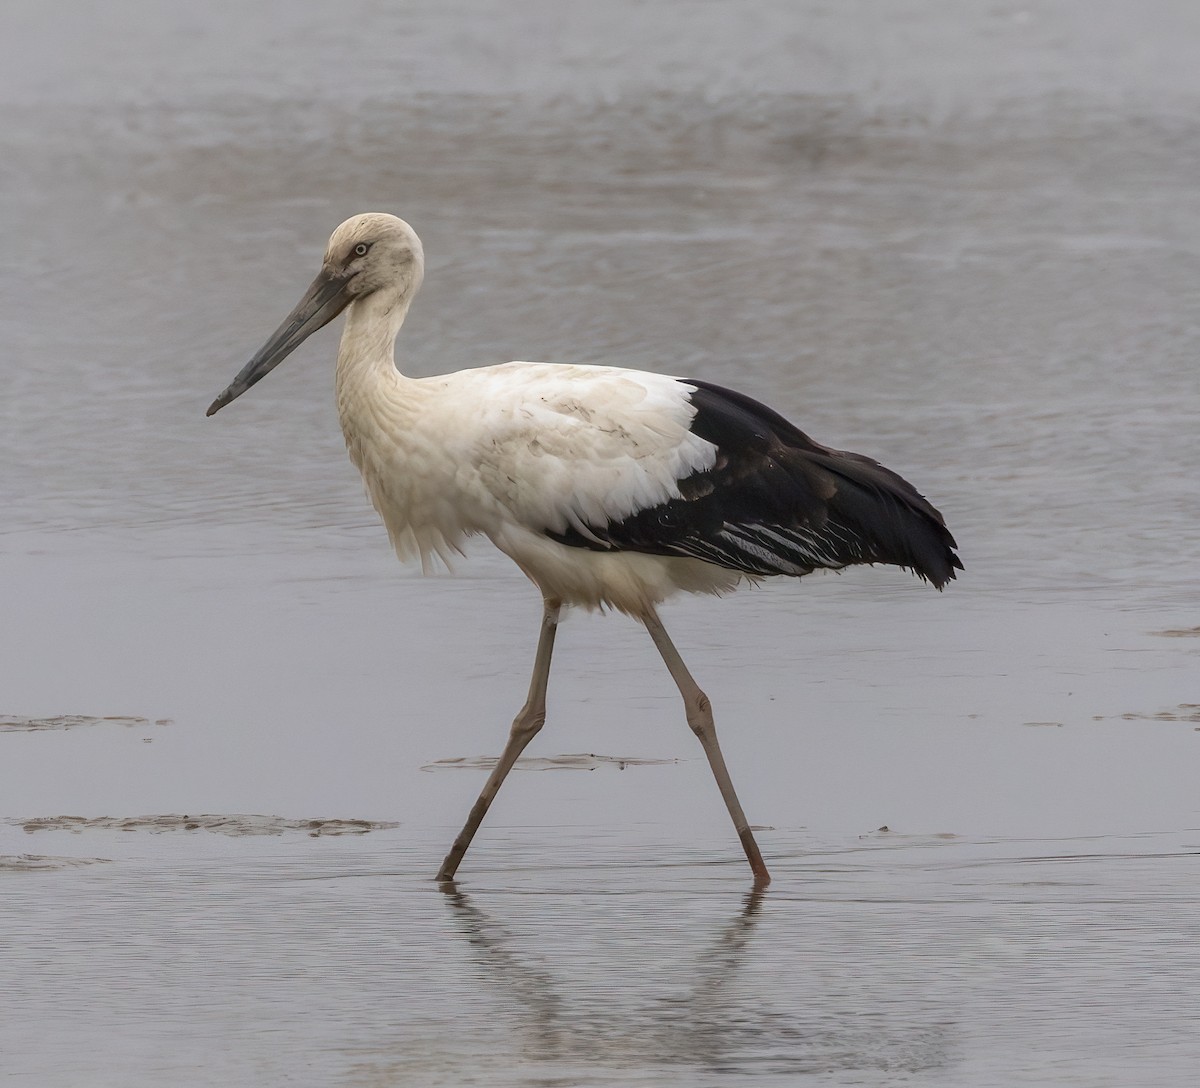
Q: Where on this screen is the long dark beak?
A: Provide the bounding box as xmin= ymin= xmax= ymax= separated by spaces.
xmin=206 ymin=268 xmax=353 ymax=416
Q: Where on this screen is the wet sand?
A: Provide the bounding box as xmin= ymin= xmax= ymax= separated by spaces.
xmin=3 ymin=2 xmax=1200 ymax=1085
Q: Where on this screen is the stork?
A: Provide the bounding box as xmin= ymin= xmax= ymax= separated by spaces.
xmin=207 ymin=213 xmax=961 ymax=886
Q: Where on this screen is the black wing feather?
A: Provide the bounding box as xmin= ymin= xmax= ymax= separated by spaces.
xmin=546 ymin=378 xmax=962 ymax=588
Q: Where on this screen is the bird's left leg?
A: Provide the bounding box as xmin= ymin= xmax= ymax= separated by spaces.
xmin=436 ymin=597 xmax=562 ymax=882
xmin=643 ymin=610 xmax=771 ymax=886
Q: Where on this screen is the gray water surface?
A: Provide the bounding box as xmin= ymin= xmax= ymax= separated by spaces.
xmin=2 ymin=3 xmax=1199 ymax=1085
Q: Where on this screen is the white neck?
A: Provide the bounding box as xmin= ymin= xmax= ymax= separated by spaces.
xmin=335 ymin=288 xmax=414 ymax=389
xmin=334 ymin=286 xmax=432 ymax=456
xmin=331 ymin=281 xmax=457 ymax=571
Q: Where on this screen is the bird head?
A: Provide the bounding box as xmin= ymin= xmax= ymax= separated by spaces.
xmin=206 ymin=213 xmax=424 ymax=416
xmin=324 ymin=212 xmax=425 ymax=302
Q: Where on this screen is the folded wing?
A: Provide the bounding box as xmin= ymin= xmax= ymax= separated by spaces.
xmin=545 ymin=378 xmax=962 ymax=588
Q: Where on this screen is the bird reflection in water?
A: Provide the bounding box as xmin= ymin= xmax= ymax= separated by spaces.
xmin=439 ymin=880 xmax=767 ymax=1071
xmin=437 ymin=880 xmax=954 ymax=1077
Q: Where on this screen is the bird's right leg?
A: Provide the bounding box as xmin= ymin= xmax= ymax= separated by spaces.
xmin=643 ymin=609 xmax=771 ymax=887
xmin=436 ymin=597 xmax=562 ymax=882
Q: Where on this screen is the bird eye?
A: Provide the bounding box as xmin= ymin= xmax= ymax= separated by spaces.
xmin=353 ymin=243 xmax=370 ymax=257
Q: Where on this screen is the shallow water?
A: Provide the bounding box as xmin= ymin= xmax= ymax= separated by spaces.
xmin=2 ymin=2 xmax=1200 ymax=1085
xmin=5 ymin=829 xmax=1200 ymax=1087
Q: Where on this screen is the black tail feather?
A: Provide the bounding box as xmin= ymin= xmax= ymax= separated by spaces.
xmin=804 ymin=448 xmax=962 ymax=588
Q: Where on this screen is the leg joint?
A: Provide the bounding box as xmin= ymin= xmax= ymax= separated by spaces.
xmin=510 ymin=704 xmax=546 ymax=741
xmin=683 ymin=687 xmax=712 ymax=736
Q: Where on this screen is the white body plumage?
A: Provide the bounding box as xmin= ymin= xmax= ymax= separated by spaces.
xmin=337 ymin=346 xmax=739 ymax=616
